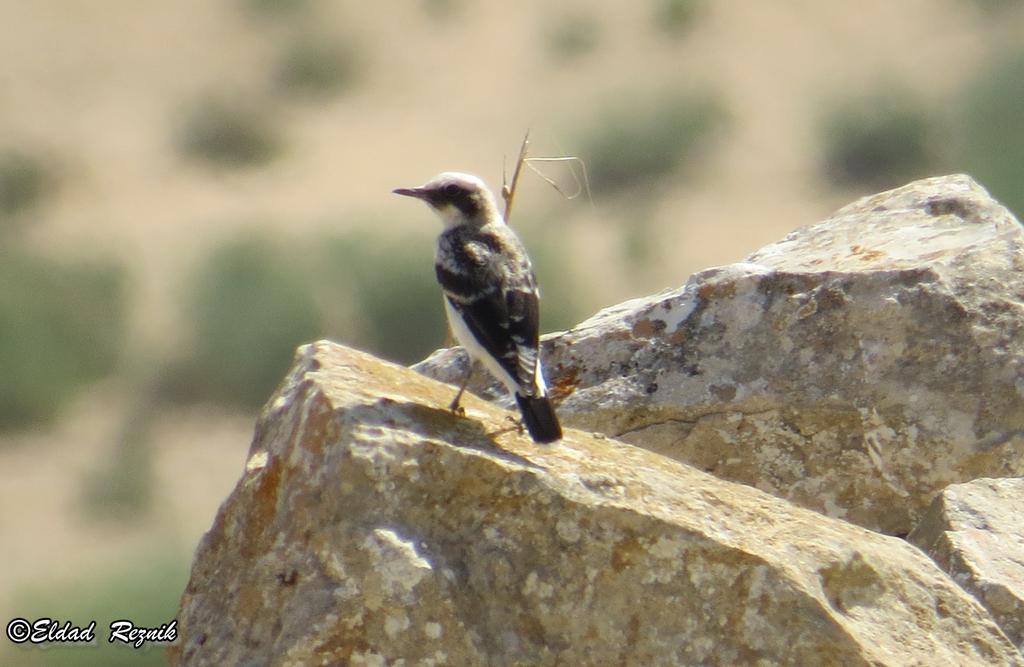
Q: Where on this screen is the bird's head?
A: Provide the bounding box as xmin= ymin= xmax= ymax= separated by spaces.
xmin=393 ymin=172 xmax=500 ymax=228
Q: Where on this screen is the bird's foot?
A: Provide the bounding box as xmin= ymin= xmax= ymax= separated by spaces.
xmin=449 ymin=400 xmax=466 ymax=417
xmin=505 ymin=415 xmax=525 ymax=434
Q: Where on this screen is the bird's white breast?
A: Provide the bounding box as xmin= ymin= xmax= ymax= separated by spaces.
xmin=443 ymin=297 xmax=519 ymax=395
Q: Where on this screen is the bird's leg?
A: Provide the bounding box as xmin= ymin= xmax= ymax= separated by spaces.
xmin=449 ymin=363 xmax=472 ymax=416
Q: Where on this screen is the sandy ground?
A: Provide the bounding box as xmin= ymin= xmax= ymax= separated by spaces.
xmin=1 ymin=0 xmax=1021 ymax=636
xmin=0 ymin=386 xmax=252 ymax=619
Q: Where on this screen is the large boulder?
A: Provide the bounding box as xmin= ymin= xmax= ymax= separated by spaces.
xmin=417 ymin=174 xmax=1024 ymax=535
xmin=171 ymin=342 xmax=1020 ymax=666
xmin=909 ymin=477 xmax=1024 ymax=653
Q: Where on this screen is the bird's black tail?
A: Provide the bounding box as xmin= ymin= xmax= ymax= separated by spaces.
xmin=515 ymin=393 xmax=562 ymax=444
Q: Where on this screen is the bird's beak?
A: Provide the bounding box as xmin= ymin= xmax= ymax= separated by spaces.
xmin=392 ymin=186 xmax=427 ymax=199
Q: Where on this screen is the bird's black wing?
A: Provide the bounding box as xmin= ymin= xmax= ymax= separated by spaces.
xmin=435 ymin=234 xmax=541 ymax=393
xmin=503 ymin=283 xmax=541 ymax=390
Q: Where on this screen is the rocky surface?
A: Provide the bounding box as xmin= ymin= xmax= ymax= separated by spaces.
xmin=171 ymin=342 xmax=1021 ymax=666
xmin=909 ymin=477 xmax=1024 ymax=653
xmin=417 ymin=174 xmax=1024 ymax=536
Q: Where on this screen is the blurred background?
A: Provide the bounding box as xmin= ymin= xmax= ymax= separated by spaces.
xmin=2 ymin=0 xmax=1023 ymax=664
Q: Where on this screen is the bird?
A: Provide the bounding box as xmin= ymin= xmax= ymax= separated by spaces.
xmin=393 ymin=171 xmax=563 ymax=444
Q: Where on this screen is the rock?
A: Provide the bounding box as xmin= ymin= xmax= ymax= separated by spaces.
xmin=170 ymin=342 xmax=1021 ymax=666
xmin=908 ymin=477 xmax=1024 ymax=653
xmin=416 ymin=174 xmax=1024 ymax=535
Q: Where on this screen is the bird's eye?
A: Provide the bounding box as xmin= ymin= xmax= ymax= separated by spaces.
xmin=443 ymin=183 xmax=462 ymax=198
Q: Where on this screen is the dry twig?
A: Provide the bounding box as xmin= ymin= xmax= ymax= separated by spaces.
xmin=501 ymin=132 xmax=591 ymax=222
xmin=502 ymin=130 xmax=531 ymax=223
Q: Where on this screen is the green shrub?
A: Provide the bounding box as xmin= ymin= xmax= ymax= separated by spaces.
xmin=422 ymin=0 xmax=463 ymax=21
xmin=81 ymin=437 xmax=153 ymax=519
xmin=274 ymin=34 xmax=359 ymax=100
xmin=0 ymin=150 xmax=50 ymax=218
xmin=7 ymin=548 xmax=188 ymax=667
xmin=962 ymin=0 xmax=1016 ymax=13
xmin=317 ymin=232 xmax=448 ymax=364
xmin=546 ymin=14 xmax=601 ymax=61
xmin=957 ymin=51 xmax=1024 ymax=217
xmin=515 ymin=224 xmax=590 ymax=334
xmin=176 ymin=95 xmax=282 ymax=168
xmin=80 ymin=392 xmax=156 ymax=519
xmin=819 ymin=89 xmax=940 ymax=191
xmin=578 ymin=91 xmax=726 ymax=198
xmin=654 ymin=0 xmax=703 ymax=36
xmin=240 ymin=0 xmax=311 ymax=19
xmin=0 ymin=251 xmax=125 ymax=430
xmin=167 ymin=236 xmax=321 ymax=408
